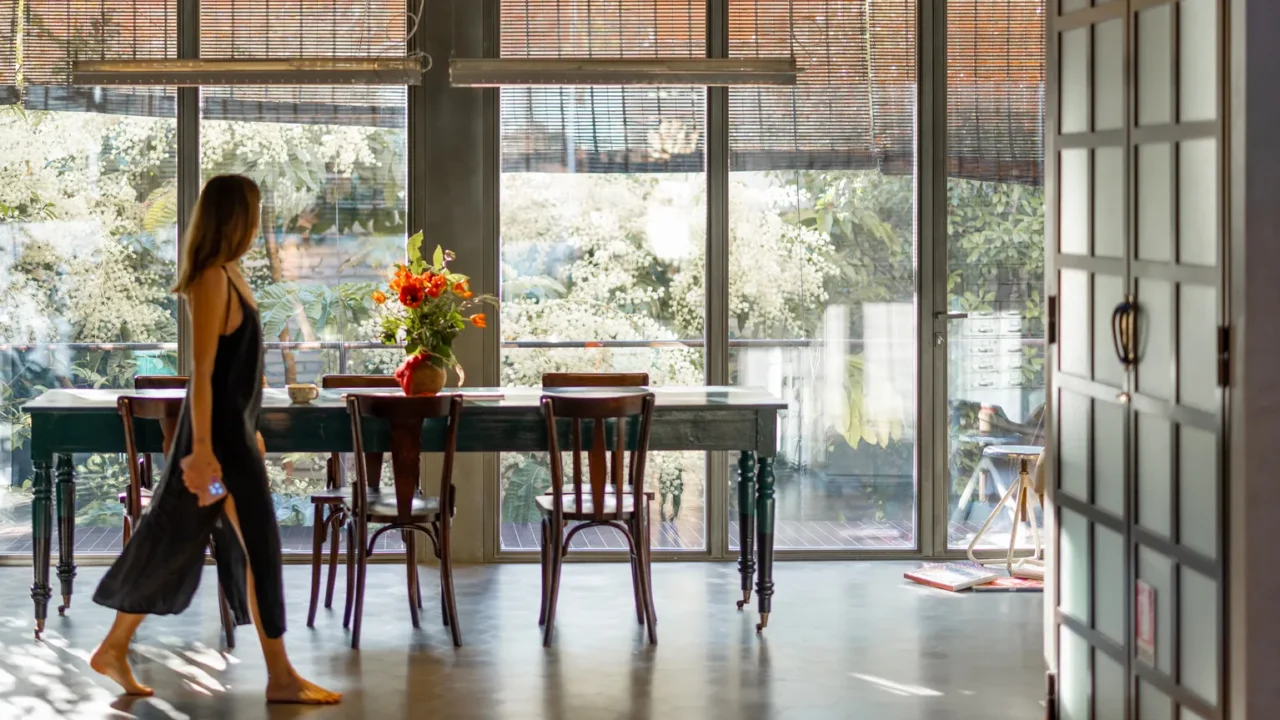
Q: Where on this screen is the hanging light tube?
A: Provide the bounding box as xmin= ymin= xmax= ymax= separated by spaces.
xmin=449 ymin=57 xmax=799 ymax=87
xmin=72 ymin=58 xmax=425 ymax=86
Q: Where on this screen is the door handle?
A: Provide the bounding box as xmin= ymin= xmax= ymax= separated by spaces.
xmin=935 ymin=312 xmax=969 ymax=320
xmin=1111 ymin=298 xmax=1137 ymax=367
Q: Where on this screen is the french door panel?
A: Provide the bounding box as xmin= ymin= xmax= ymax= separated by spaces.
xmin=1050 ymin=0 xmax=1226 ymax=718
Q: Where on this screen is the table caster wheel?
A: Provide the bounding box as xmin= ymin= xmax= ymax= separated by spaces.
xmin=755 ymin=612 xmax=769 ymax=634
xmin=736 ymin=590 xmax=751 ymax=610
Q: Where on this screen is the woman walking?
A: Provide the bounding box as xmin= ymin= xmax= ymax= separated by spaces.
xmin=90 ymin=175 xmax=341 ymax=705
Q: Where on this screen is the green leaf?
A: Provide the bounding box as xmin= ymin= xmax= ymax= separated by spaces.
xmin=432 ymin=245 xmax=445 ymax=271
xmin=406 ymin=231 xmax=425 ymax=272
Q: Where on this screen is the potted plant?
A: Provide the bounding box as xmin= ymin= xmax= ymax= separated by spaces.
xmin=372 ymin=232 xmax=496 ymax=395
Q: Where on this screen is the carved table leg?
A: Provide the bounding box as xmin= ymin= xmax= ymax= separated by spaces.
xmin=55 ymin=454 xmax=77 ymax=616
xmin=736 ymin=451 xmax=756 ymax=610
xmin=31 ymin=458 xmax=53 ymax=637
xmin=755 ymin=456 xmax=776 ymax=633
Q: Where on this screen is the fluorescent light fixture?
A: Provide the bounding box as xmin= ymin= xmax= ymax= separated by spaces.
xmin=72 ymin=58 xmax=425 ymax=86
xmin=449 ymin=57 xmax=798 ymax=87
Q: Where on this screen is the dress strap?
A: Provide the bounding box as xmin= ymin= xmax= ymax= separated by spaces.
xmin=221 ymin=266 xmax=235 ymax=335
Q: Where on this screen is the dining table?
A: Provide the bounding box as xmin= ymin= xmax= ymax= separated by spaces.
xmin=21 ymin=385 xmax=787 ymax=636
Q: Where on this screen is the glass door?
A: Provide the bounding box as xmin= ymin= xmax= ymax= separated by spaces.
xmin=943 ymin=0 xmax=1048 ymax=553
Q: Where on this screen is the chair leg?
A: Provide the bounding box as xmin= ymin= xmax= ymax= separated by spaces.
xmin=440 ymin=569 xmax=450 ymax=627
xmin=441 ymin=525 xmax=462 ymax=647
xmin=324 ymin=509 xmax=341 ymax=609
xmin=405 ymin=531 xmax=420 ymax=629
xmin=351 ymin=521 xmax=369 ymax=650
xmin=121 ymin=515 xmax=131 ymax=548
xmin=538 ymin=517 xmax=550 ymax=626
xmin=307 ymin=504 xmax=324 ymax=628
xmin=542 ymin=520 xmax=564 ymax=648
xmin=628 ymin=518 xmax=645 ymax=626
xmin=343 ymin=520 xmax=356 ymax=630
xmin=640 ymin=502 xmax=658 ymax=641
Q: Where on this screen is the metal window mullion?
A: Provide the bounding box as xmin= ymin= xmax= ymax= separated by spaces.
xmin=705 ymin=0 xmax=730 ymax=561
xmin=176 ymin=0 xmax=199 ymax=375
xmin=920 ymin=0 xmax=948 ymax=557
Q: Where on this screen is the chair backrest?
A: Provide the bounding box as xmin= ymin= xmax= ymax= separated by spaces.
xmin=541 ymin=372 xmax=649 ymax=388
xmin=541 ymin=391 xmax=655 ymax=522
xmin=322 ymin=375 xmax=400 ymax=390
xmin=348 ymin=393 xmax=463 ymax=526
xmin=117 ymin=395 xmax=185 ymax=517
xmin=135 ymin=375 xmax=188 ymax=391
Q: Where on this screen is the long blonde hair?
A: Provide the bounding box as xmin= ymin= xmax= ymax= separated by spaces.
xmin=172 ymin=174 xmax=261 ymax=294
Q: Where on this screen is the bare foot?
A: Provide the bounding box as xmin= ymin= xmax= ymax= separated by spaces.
xmin=90 ymin=645 xmax=154 ymax=697
xmin=266 ymin=673 xmax=342 ymax=705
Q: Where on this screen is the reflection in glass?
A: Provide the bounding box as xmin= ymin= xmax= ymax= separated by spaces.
xmin=1 ymin=104 xmax=178 ymax=552
xmin=728 ymin=170 xmax=918 ymax=550
xmin=201 ymin=86 xmax=408 ymax=551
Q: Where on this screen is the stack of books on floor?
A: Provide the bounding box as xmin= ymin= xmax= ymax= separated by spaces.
xmin=904 ymin=561 xmax=1044 ymax=593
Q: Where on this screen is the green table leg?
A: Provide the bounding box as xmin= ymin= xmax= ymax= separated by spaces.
xmin=30 ymin=457 xmax=53 ymax=637
xmin=55 ymin=454 xmax=77 ymax=615
xmin=735 ymin=451 xmax=756 ymax=610
xmin=755 ymin=456 xmax=776 ymax=633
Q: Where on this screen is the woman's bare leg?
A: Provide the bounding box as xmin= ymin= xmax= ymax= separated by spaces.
xmin=91 ymin=612 xmax=152 ymax=696
xmin=222 ymin=495 xmax=341 ymax=705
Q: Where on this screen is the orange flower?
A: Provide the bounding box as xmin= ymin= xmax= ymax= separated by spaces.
xmin=389 ymin=266 xmax=411 ymax=292
xmin=371 ymin=290 xmax=387 ymax=305
xmin=399 ymin=279 xmax=426 ymax=309
xmin=470 ymin=313 xmax=487 ymax=329
xmin=427 ymin=274 xmax=448 ymax=299
xmin=453 ymin=281 xmax=472 ymax=299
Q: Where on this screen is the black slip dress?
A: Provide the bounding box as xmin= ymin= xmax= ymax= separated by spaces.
xmin=94 ymin=268 xmax=286 ymax=638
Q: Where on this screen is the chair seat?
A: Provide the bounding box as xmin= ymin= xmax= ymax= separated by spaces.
xmin=365 ymin=493 xmax=442 ymax=523
xmin=535 ymin=492 xmax=641 ymax=517
xmin=309 ymin=487 xmax=351 ymax=505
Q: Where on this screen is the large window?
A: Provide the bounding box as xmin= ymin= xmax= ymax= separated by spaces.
xmin=1 ymin=1 xmax=180 ymax=552
xmin=498 ymin=1 xmax=709 ymax=552
xmin=727 ymin=0 xmax=919 ymax=550
xmin=199 ymin=85 xmax=408 ymax=551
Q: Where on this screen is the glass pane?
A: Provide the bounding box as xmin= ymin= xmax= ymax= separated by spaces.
xmin=1138 ymin=546 xmax=1175 ymax=674
xmin=1137 ymin=5 xmax=1174 ymax=127
xmin=1137 ymin=278 xmax=1174 ymax=400
xmin=1178 ymin=139 xmax=1219 ymax=267
xmin=1060 ymin=149 xmax=1090 ymax=255
xmin=1060 ymin=28 xmax=1091 ymax=134
xmin=726 ymin=0 xmax=918 ymax=551
xmin=1094 ymin=523 xmax=1125 ymax=643
xmin=1 ymin=99 xmax=178 ymax=554
xmin=1060 ymin=509 xmax=1091 ymax=624
xmin=1179 ymin=283 xmax=1219 ymax=413
xmin=1059 ymin=625 xmax=1090 ymax=720
xmin=1094 ymin=398 xmax=1126 ymax=516
xmin=1140 ymin=681 xmax=1174 ymax=720
xmin=1095 ymin=651 xmax=1126 ymax=720
xmin=946 ymin=0 xmax=1046 ymax=548
xmin=1179 ymin=424 xmax=1217 ymax=559
xmin=498 ymin=87 xmax=708 ymax=553
xmin=1137 ymin=143 xmax=1175 ymax=263
xmin=1180 ymin=567 xmax=1219 ymax=704
xmin=201 ymin=86 xmax=408 ymax=553
xmin=1094 ymin=148 xmax=1126 ymax=258
xmin=1137 ymin=413 xmax=1174 ymax=538
xmin=1179 ymin=0 xmax=1218 ymax=123
xmin=1094 ymin=19 xmax=1125 ymax=131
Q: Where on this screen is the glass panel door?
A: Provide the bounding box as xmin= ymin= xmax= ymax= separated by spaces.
xmin=944 ymin=0 xmax=1048 ymax=552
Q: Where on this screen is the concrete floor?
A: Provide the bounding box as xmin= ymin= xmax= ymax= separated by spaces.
xmin=0 ymin=562 xmax=1045 ymax=720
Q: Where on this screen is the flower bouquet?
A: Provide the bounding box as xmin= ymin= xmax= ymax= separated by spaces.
xmin=372 ymin=232 xmax=496 ymax=395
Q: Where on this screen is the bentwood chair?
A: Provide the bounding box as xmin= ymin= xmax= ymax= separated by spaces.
xmin=345 ymin=393 xmax=464 ymax=649
xmin=305 ymin=375 xmax=402 ymax=629
xmin=118 ymin=393 xmax=237 ymax=648
xmin=538 ymin=390 xmax=657 ymax=646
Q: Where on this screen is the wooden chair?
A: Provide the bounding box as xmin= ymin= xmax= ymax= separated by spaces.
xmin=306 ymin=375 xmax=403 ymax=629
xmin=345 ymin=393 xmax=464 ymax=649
xmin=538 ymin=391 xmax=657 ymax=646
xmin=117 ymin=394 xmax=236 ymax=647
